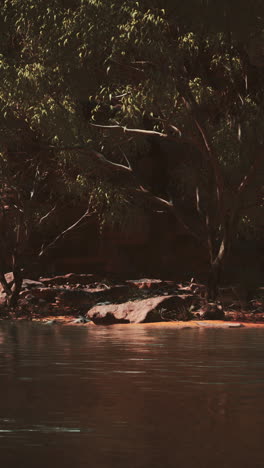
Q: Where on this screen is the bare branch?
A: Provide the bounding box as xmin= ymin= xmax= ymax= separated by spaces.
xmin=39 ymin=208 xmax=95 ymax=257
xmin=90 ymin=122 xmax=170 ymax=138
xmin=169 ymin=124 xmax=182 ymax=137
xmin=134 ymin=186 xmax=204 ymax=243
xmin=118 ymin=146 xmax=132 ymax=170
xmin=38 ymin=205 xmax=57 ymax=225
xmin=193 ymin=118 xmax=212 ymax=154
xmin=195 ymin=186 xmax=202 ymax=216
xmin=237 ymin=145 xmax=264 ymax=196
xmin=90 ymin=122 xmax=201 ymax=147
xmin=225 ymin=145 xmax=264 ymax=230
xmin=192 ymin=116 xmax=224 ymax=207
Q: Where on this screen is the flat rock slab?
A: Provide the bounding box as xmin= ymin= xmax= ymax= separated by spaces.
xmin=88 ymin=295 xmax=185 ymax=324
xmin=18 ymin=285 xmax=132 ymax=313
xmin=105 ymin=321 xmax=248 ymax=329
xmin=22 ymin=279 xmax=45 ymax=289
xmin=195 ymin=321 xmax=244 ymax=328
xmin=126 ymin=279 xmax=176 ymax=290
xmin=40 ymin=273 xmax=98 ymax=285
xmin=56 ymin=285 xmax=130 ymax=305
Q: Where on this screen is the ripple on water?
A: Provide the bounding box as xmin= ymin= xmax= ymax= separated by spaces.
xmin=1 ymin=322 xmax=264 ymax=468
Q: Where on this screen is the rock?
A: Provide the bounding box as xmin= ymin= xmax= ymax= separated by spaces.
xmin=44 ymin=319 xmax=57 ymax=325
xmin=225 ymin=310 xmax=264 ymax=322
xmin=1 ymin=272 xmax=14 ymax=285
xmin=56 ymin=285 xmax=130 ymax=308
xmin=17 ymin=284 xmax=132 ymax=314
xmin=228 ymin=323 xmax=244 ymax=328
xmin=21 ymin=294 xmax=39 ymax=305
xmin=0 ymin=273 xmax=44 ymax=295
xmin=40 ymin=273 xmax=97 ymax=286
xmin=126 ymin=279 xmax=176 ymax=290
xmin=202 ymin=302 xmax=225 ymax=320
xmin=126 ymin=279 xmax=163 ymax=289
xmin=99 ymin=285 xmax=130 ymax=301
xmin=189 ymin=282 xmax=207 ymax=298
xmin=87 ymin=295 xmax=187 ymax=324
xmin=55 ymin=289 xmax=93 ymax=308
xmin=196 ymin=321 xmax=243 ymax=328
xmin=71 ymin=316 xmax=91 ymax=324
xmin=22 ymin=279 xmax=45 ymax=289
xmin=19 ymin=288 xmax=58 ymax=301
xmin=218 ymin=285 xmax=249 ymax=308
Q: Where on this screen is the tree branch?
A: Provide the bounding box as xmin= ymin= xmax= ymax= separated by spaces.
xmin=38 ymin=205 xmax=57 ymax=225
xmin=38 ymin=207 xmax=96 ymax=257
xmin=89 ymin=122 xmax=205 ymax=149
xmin=237 ymin=145 xmax=264 ymax=196
xmin=89 ymin=122 xmax=170 ymax=138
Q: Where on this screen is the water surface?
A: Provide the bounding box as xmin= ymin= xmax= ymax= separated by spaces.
xmin=0 ymin=321 xmax=264 ymax=468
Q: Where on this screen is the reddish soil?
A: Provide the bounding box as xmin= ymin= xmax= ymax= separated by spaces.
xmin=16 ymin=316 xmax=264 ymax=328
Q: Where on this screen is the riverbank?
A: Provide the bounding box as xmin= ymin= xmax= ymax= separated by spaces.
xmin=5 ymin=316 xmax=264 ymax=328
xmin=1 ymin=273 xmax=263 ymax=325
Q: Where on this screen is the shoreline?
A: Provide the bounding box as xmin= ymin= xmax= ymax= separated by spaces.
xmin=1 ymin=274 xmax=263 ymax=327
xmin=3 ymin=316 xmax=264 ymax=328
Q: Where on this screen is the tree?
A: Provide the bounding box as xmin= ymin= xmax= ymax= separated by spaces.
xmin=87 ymin=1 xmax=264 ymax=298
xmin=1 ymin=0 xmax=263 ymax=302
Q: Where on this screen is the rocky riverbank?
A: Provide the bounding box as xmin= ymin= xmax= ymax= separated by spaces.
xmin=0 ymin=273 xmax=263 ymax=325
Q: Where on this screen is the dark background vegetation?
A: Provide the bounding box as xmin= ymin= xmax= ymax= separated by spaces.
xmin=0 ymin=0 xmax=263 ymax=304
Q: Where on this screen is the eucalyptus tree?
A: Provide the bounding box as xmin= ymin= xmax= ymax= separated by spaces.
xmin=0 ymin=0 xmax=264 ymax=301
xmin=86 ymin=1 xmax=264 ymax=298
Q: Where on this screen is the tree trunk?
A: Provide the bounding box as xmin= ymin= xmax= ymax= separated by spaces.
xmin=6 ymin=267 xmax=23 ymax=308
xmin=207 ymin=260 xmax=223 ymax=301
xmin=206 ymin=211 xmax=236 ymax=301
xmin=0 ymin=271 xmax=12 ymax=297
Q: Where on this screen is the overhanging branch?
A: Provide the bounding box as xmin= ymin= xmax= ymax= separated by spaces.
xmin=39 ymin=207 xmax=95 ymax=257
xmin=89 ymin=122 xmax=170 ymax=138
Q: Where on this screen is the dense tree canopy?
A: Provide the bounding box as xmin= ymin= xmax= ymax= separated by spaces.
xmin=0 ymin=0 xmax=264 ymax=300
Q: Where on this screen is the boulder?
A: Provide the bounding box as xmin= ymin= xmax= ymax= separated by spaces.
xmin=19 ymin=288 xmax=58 ymax=301
xmin=97 ymin=285 xmax=130 ymax=302
xmin=22 ymin=279 xmax=45 ymax=289
xmin=201 ymin=302 xmax=225 ymax=320
xmin=87 ymin=295 xmax=188 ymax=324
xmin=17 ymin=284 xmax=132 ymax=314
xmin=55 ymin=289 xmax=94 ymax=307
xmin=0 ymin=273 xmax=44 ymax=295
xmin=55 ymin=285 xmax=130 ymax=307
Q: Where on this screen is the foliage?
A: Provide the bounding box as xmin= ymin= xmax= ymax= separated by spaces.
xmin=0 ymin=0 xmax=264 ymax=299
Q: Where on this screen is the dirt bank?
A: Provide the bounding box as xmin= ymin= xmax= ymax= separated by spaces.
xmin=1 ymin=274 xmax=263 ymax=325
xmin=22 ymin=317 xmax=264 ymax=328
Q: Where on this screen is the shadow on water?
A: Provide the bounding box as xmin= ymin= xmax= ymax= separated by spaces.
xmin=0 ymin=321 xmax=264 ymax=468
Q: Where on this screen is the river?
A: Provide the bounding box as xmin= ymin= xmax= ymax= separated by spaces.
xmin=0 ymin=321 xmax=264 ymax=468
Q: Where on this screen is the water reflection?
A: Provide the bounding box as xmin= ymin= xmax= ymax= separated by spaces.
xmin=0 ymin=321 xmax=264 ymax=467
